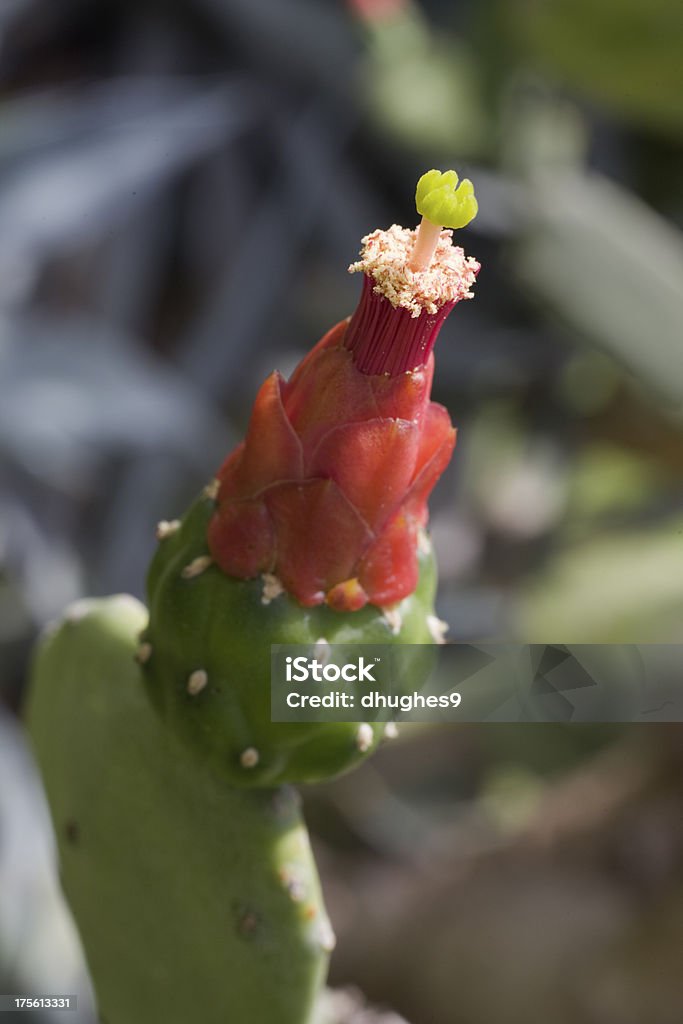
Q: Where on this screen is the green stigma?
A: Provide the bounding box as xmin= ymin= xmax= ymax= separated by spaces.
xmin=415 ymin=169 xmax=478 ymax=230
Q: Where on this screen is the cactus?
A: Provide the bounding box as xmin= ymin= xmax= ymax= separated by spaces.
xmin=27 ymin=596 xmax=331 ymax=1024
xmin=142 ymin=490 xmax=439 ymax=787
xmin=26 ymin=172 xmax=479 ymax=1023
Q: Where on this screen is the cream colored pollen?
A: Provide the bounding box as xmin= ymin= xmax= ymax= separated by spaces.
xmin=349 ymin=224 xmax=479 ymax=318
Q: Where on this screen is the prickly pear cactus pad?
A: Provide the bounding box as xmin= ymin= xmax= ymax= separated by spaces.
xmin=141 ymin=169 xmax=479 ymax=788
xmin=27 ymin=597 xmax=331 ymax=1024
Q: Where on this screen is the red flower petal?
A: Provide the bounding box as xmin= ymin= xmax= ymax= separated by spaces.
xmin=215 ymin=442 xmax=244 ymax=496
xmin=265 ymin=478 xmax=374 ymax=605
xmin=207 ymin=302 xmax=461 ymax=608
xmin=369 ymin=353 xmax=433 ymax=421
xmin=406 ymin=416 xmax=456 ymax=526
xmin=285 ymin=319 xmax=348 ymax=391
xmin=284 ymin=345 xmax=381 ymax=450
xmin=208 ymin=499 xmax=275 ymax=578
xmin=285 ymin=343 xmax=432 ymax=463
xmin=220 ymin=372 xmax=303 ymax=500
xmin=357 ymin=510 xmax=419 ymax=606
xmin=309 ymin=418 xmax=419 ymax=529
xmin=412 ymin=402 xmax=456 ymax=480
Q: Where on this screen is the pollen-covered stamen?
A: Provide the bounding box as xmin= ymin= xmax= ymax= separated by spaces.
xmin=346 ymin=220 xmax=479 ymax=376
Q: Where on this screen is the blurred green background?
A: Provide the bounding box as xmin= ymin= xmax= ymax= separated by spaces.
xmin=0 ymin=1 xmax=681 ymax=1022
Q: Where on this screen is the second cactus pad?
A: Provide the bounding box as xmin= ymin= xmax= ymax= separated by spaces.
xmin=27 ymin=595 xmax=330 ymax=1024
xmin=141 ymin=487 xmax=439 ymax=787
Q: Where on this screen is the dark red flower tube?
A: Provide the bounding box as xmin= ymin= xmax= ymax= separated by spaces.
xmin=208 ymin=211 xmax=479 ymax=611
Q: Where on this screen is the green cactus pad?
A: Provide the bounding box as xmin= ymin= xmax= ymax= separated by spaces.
xmin=142 ymin=490 xmax=439 ymax=787
xmin=26 ymin=596 xmax=330 ymax=1024
xmin=415 ymin=168 xmax=478 ymax=230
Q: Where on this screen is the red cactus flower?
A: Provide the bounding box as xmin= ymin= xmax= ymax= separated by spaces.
xmin=208 ymin=172 xmax=480 ymax=611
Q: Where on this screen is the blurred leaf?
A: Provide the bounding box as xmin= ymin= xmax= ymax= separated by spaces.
xmin=0 ymin=314 xmax=228 ymax=493
xmin=0 ymin=0 xmax=42 ymax=48
xmin=197 ymin=0 xmax=356 ymax=94
xmin=0 ymin=497 xmax=83 ymax=626
xmin=566 ymin=444 xmax=666 ymax=526
xmin=480 ymin=763 xmax=545 ymax=833
xmin=515 ymin=170 xmax=683 ymax=412
xmin=0 ymin=77 xmax=256 ymax=297
xmin=357 ymin=4 xmax=487 ymax=156
xmin=0 ymin=710 xmax=95 ymax=1019
xmin=556 ymin=350 xmax=621 ymax=416
xmin=177 ymin=96 xmax=360 ymax=396
xmin=461 ymin=402 xmax=567 ymax=539
xmin=508 ymin=0 xmax=683 ymax=136
xmin=500 ymin=81 xmax=589 ymax=177
xmin=516 ymin=516 xmax=683 ymax=642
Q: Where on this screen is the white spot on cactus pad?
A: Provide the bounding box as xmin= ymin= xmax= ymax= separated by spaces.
xmin=356 ymin=723 xmax=374 ymax=753
xmin=203 ymin=478 xmax=220 ymax=500
xmin=417 ymin=528 xmax=432 ymax=556
xmin=384 ymin=722 xmax=399 ymax=740
xmin=278 ymin=866 xmax=306 ymax=903
xmin=312 ymin=637 xmax=330 ymax=665
xmin=155 ymin=519 xmax=181 ymax=540
xmin=427 ymin=614 xmax=449 ymax=644
xmin=261 ymin=573 xmax=284 ymax=604
xmin=314 ymin=917 xmax=337 ymax=952
xmin=237 ymin=908 xmax=259 ymax=936
xmin=187 ymin=669 xmax=208 ymax=696
xmin=181 ymin=555 xmax=212 ymax=579
xmin=382 ymin=607 xmax=402 ymax=635
xmin=240 ymin=747 xmax=260 ymax=768
xmin=135 ymin=642 xmax=153 ymax=665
